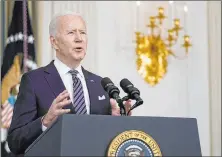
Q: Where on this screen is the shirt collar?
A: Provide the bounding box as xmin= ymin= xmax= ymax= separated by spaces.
xmin=54 ymin=57 xmax=84 ymax=78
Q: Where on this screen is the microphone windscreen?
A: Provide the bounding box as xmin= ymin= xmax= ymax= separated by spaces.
xmin=120 ymin=78 xmax=133 ymax=91
xmin=101 ymin=77 xmax=114 ymax=90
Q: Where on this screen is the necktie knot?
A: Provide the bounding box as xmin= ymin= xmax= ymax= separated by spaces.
xmin=69 ymin=70 xmax=78 ymax=77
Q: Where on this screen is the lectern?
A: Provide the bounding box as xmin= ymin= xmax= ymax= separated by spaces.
xmin=24 ymin=115 xmax=202 ymax=156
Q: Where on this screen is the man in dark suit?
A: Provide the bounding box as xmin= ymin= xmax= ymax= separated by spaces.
xmin=7 ymin=11 xmax=132 ymax=155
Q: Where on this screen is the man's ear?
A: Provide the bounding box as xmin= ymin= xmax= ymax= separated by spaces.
xmin=50 ymin=36 xmax=59 ymax=50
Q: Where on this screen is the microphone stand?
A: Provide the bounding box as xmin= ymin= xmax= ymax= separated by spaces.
xmin=121 ymin=95 xmax=143 ymax=116
xmin=117 ymin=99 xmax=126 ymax=116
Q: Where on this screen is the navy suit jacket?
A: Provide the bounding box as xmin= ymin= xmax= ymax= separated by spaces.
xmin=7 ymin=61 xmax=111 ymax=155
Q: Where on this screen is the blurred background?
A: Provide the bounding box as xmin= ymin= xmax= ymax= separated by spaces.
xmin=0 ymin=1 xmax=221 ymax=156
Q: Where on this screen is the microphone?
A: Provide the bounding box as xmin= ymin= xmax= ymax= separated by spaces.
xmin=120 ymin=78 xmax=143 ymax=114
xmin=101 ymin=77 xmax=126 ymax=115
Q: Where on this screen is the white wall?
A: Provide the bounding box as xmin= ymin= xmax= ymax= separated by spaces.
xmin=207 ymin=1 xmax=221 ymax=156
xmin=37 ymin=1 xmax=98 ymax=73
xmin=37 ymin=1 xmax=213 ymax=156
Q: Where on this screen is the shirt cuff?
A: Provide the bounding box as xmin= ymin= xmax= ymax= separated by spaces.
xmin=41 ymin=116 xmax=47 ymax=131
xmin=42 ymin=124 xmax=47 ymax=131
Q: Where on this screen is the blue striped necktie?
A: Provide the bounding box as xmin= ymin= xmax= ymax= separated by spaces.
xmin=69 ymin=70 xmax=87 ymax=114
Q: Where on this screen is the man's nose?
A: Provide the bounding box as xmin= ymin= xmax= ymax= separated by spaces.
xmin=74 ymin=32 xmax=82 ymax=42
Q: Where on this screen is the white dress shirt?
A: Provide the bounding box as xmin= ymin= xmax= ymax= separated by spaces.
xmin=42 ymin=57 xmax=90 ymax=131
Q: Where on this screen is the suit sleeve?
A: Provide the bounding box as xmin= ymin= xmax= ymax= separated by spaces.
xmin=7 ymin=73 xmax=43 ymax=155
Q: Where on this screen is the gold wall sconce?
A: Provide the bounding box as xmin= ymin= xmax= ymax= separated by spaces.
xmin=135 ymin=4 xmax=192 ymax=86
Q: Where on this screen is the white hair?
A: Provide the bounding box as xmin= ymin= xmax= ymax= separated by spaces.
xmin=49 ymin=11 xmax=86 ymax=37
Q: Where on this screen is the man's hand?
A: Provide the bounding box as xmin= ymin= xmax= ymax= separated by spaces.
xmin=110 ymin=98 xmax=132 ymax=116
xmin=1 ymin=100 xmax=13 ymax=129
xmin=42 ymin=90 xmax=72 ymax=127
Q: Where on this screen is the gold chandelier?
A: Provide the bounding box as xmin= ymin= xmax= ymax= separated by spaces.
xmin=135 ymin=6 xmax=192 ymax=86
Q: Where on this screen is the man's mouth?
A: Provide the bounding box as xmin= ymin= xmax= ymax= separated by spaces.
xmin=74 ymin=47 xmax=83 ymax=51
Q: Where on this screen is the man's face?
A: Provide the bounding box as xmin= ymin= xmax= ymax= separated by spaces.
xmin=51 ymin=15 xmax=87 ymax=63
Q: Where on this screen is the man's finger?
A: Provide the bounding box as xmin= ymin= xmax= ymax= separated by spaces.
xmin=54 ymin=90 xmax=68 ymax=103
xmin=124 ymin=99 xmax=132 ymax=108
xmin=56 ymin=99 xmax=72 ymax=109
xmin=110 ymin=98 xmax=121 ymax=116
xmin=56 ymin=109 xmax=71 ymax=115
xmin=112 ymin=113 xmax=121 ymax=116
xmin=112 ymin=109 xmax=121 ymax=116
xmin=123 ymin=99 xmax=132 ymax=116
xmin=124 ymin=100 xmax=132 ymax=110
xmin=128 ymin=111 xmax=132 ymax=116
xmin=55 ymin=92 xmax=70 ymax=104
xmin=60 ymin=90 xmax=68 ymax=95
xmin=110 ymin=98 xmax=119 ymax=109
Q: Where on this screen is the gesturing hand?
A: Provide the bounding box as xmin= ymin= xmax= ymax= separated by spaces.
xmin=42 ymin=90 xmax=72 ymax=127
xmin=110 ymin=98 xmax=132 ymax=116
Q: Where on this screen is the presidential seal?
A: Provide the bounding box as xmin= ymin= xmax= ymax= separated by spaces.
xmin=107 ymin=130 xmax=162 ymax=157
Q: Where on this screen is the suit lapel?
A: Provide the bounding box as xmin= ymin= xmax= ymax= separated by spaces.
xmin=82 ymin=67 xmax=98 ymax=114
xmin=44 ymin=61 xmax=75 ymax=113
